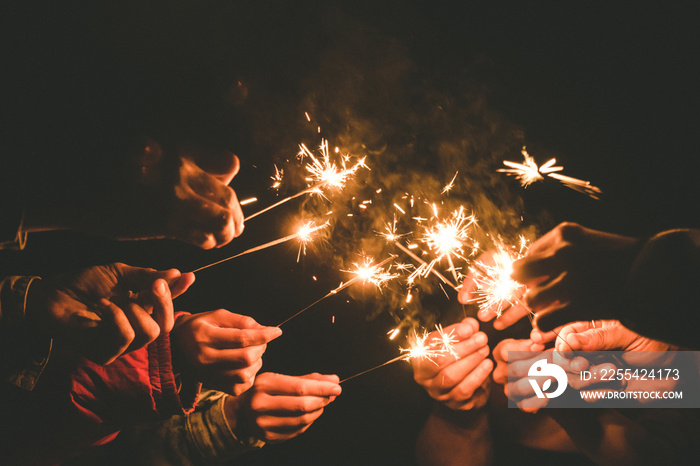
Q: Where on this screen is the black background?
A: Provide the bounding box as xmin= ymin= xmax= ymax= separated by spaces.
xmin=2 ymin=1 xmax=699 ymax=464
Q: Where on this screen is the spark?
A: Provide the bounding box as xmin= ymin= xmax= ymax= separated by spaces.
xmin=190 ymin=221 xmax=329 ymax=273
xmin=432 ymin=324 xmax=460 ymax=359
xmin=421 ymin=206 xmax=477 ymax=264
xmin=441 ymin=171 xmax=459 ymax=194
xmin=340 ymin=328 xmax=441 ymax=384
xmin=341 ymin=255 xmax=399 ymax=290
xmin=375 ymin=216 xmax=409 ymax=243
xmin=499 ymin=147 xmax=602 ymax=199
xmin=277 ymin=255 xmax=396 ymax=327
xmin=421 ymin=206 xmax=477 ymax=283
xmin=295 ymin=221 xmax=329 ymax=262
xmin=393 ymin=203 xmax=406 ymax=214
xmin=270 ymin=164 xmax=283 ymax=190
xmin=467 ymin=246 xmax=526 ymax=317
xmin=300 ymin=140 xmax=368 ymax=197
xmin=246 ymin=140 xmax=367 ymax=222
xmin=239 ymin=197 xmax=257 ymax=206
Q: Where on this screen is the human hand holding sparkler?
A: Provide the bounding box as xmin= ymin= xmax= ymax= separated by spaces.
xmin=459 ymin=249 xmax=530 ymax=330
xmin=23 ymin=143 xmax=245 ymax=249
xmin=26 ymin=263 xmax=195 ymax=365
xmin=224 ymin=372 xmax=341 ymax=444
xmin=551 ymin=320 xmax=680 ymax=404
xmin=170 ymin=310 xmax=282 ymax=395
xmin=512 ymin=222 xmax=640 ymax=332
xmin=411 ymin=318 xmax=493 ymax=411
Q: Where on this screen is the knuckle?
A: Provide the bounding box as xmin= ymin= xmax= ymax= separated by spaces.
xmin=557 ymin=222 xmax=582 ymax=240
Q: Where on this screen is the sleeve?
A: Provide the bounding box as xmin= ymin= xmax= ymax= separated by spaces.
xmin=3 ymin=318 xmax=203 ymax=464
xmin=0 ymin=275 xmax=52 ymax=390
xmin=0 ymin=202 xmax=27 ymax=250
xmin=68 ymin=391 xmax=264 ymax=466
xmin=621 ymin=229 xmax=700 ymax=349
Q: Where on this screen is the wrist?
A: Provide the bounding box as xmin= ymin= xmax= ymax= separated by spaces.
xmin=223 ymin=395 xmax=265 ymax=448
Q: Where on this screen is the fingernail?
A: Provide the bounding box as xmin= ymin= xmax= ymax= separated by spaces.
xmin=271 ymin=327 xmax=283 ymax=337
xmin=155 ymin=279 xmax=167 ymax=296
xmin=474 ymin=332 xmax=487 ymax=346
xmin=574 ymin=334 xmax=590 ymax=346
xmin=493 ymin=320 xmax=504 ymax=330
xmin=331 ymin=385 xmax=342 ymax=396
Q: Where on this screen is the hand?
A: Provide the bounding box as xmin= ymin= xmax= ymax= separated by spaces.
xmin=553 ymin=320 xmax=679 ymax=403
xmin=459 ymin=250 xmax=530 ymax=330
xmin=225 ymin=372 xmax=341 ymax=443
xmin=26 ymin=263 xmax=195 ymax=365
xmin=23 ymin=143 xmax=245 ymax=249
xmin=511 ymin=222 xmax=640 ymax=332
xmin=411 ymin=318 xmax=493 ymax=410
xmin=171 ymin=310 xmax=282 ymax=395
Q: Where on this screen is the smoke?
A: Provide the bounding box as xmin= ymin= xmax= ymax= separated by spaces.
xmin=245 ymin=8 xmax=538 ymax=330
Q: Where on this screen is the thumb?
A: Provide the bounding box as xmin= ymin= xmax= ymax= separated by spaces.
xmin=570 ymin=327 xmax=624 ymax=351
xmin=151 ymin=279 xmax=175 ymax=333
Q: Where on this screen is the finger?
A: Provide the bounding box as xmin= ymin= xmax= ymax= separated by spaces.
xmin=524 ymin=271 xmax=570 ymax=311
xmin=511 ymin=254 xmax=558 ymax=284
xmin=252 ymin=395 xmax=333 ymax=415
xmin=556 ymin=321 xmax=595 ymax=352
xmin=445 ymin=358 xmax=493 ymax=403
xmin=570 ymin=327 xmax=626 ymax=352
xmin=92 ymin=299 xmax=134 ymax=364
xmin=122 ymin=302 xmax=161 ymax=353
xmin=151 ymin=279 xmax=175 ymax=333
xmin=530 ymin=327 xmax=560 ymax=345
xmin=206 ymin=345 xmax=267 ymax=369
xmin=209 ymin=309 xmax=265 ymax=329
xmin=114 ymin=263 xmax=178 ymax=293
xmin=458 ymin=275 xmax=479 ymax=304
xmin=255 ymin=373 xmax=342 ymax=397
xmin=431 ymin=346 xmax=490 ymax=394
xmin=178 ymin=195 xmax=241 ymax=248
xmin=518 ymin=395 xmax=549 ymax=413
xmin=187 ymin=152 xmax=241 ymax=185
xmin=211 ymin=359 xmax=263 ymax=394
xmin=493 ymin=303 xmax=531 ymax=330
xmin=169 ymin=272 xmax=195 ymax=298
xmin=494 ymin=338 xmax=535 ymax=364
xmin=256 ymin=410 xmax=325 ymax=441
xmin=534 ymin=302 xmax=582 ymax=332
xmin=298 ymin=373 xmax=341 ymax=384
xmin=209 ymin=327 xmax=282 ymax=349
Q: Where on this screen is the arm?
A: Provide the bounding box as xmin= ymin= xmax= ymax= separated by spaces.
xmin=411 ymin=318 xmax=494 ymax=466
xmin=512 ymin=223 xmax=700 ymax=348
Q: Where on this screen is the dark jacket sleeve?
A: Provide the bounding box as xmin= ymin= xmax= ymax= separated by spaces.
xmin=622 ymin=229 xmax=700 ymax=349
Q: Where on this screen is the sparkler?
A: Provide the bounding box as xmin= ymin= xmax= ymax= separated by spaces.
xmin=421 ymin=206 xmax=478 ymax=284
xmin=277 ymin=255 xmax=397 ymax=327
xmin=498 ymin=147 xmax=602 ymax=199
xmin=466 ymin=245 xmax=527 ymax=317
xmin=190 ymin=221 xmax=328 ymax=273
xmin=244 ymin=140 xmax=368 ymax=221
xmin=340 ymin=326 xmax=457 ymax=383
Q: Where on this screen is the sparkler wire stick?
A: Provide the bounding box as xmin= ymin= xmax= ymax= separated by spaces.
xmin=244 ymin=182 xmax=323 ymax=221
xmin=190 ymin=223 xmax=327 ymax=273
xmin=394 ymin=242 xmax=458 ymax=289
xmin=339 ymin=354 xmax=408 ymax=384
xmin=277 ymin=255 xmax=396 ymax=327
